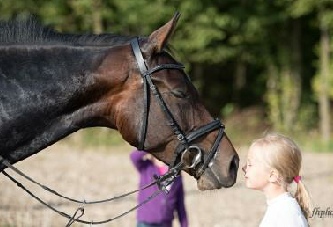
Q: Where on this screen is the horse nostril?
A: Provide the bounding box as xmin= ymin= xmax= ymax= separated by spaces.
xmin=229 ymin=154 xmax=239 ymax=173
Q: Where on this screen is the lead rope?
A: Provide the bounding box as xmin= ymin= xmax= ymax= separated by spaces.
xmin=66 ymin=207 xmax=84 ymax=227
xmin=3 ymin=169 xmax=163 ymax=225
xmin=0 ymin=155 xmax=155 ymax=204
xmin=0 ymin=156 xmax=183 ymax=225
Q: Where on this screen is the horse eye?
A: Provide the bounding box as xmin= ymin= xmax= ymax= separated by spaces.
xmin=171 ymin=88 xmax=189 ymax=98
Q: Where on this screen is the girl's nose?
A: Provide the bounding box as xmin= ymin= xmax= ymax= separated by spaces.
xmin=242 ymin=165 xmax=247 ymax=173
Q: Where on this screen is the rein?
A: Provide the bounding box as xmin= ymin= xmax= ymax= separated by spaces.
xmin=0 ymin=155 xmax=184 ymax=225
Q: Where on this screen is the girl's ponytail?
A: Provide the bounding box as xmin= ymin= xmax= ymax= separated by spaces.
xmin=294 ymin=178 xmax=312 ymax=220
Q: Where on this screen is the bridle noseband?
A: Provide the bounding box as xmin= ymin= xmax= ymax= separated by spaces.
xmin=130 ymin=37 xmax=225 ymax=177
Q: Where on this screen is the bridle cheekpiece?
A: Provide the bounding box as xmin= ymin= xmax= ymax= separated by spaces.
xmin=130 ymin=37 xmax=225 ymax=178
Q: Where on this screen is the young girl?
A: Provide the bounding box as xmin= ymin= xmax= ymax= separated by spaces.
xmin=242 ymin=133 xmax=312 ymax=227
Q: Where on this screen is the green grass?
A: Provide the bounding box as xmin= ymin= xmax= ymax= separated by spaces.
xmin=296 ymin=134 xmax=333 ymax=153
xmin=62 ymin=127 xmax=128 ymax=149
xmin=59 ymin=125 xmax=332 ymax=154
xmin=225 ymin=122 xmax=333 ymax=153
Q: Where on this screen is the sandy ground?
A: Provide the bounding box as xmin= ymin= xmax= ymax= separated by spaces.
xmin=0 ymin=143 xmax=332 ymax=227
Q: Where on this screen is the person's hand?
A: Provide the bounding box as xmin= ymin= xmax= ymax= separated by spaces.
xmin=143 ymin=153 xmax=153 ymax=161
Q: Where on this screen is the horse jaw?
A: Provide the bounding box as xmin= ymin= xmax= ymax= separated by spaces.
xmin=196 ymin=166 xmax=238 ymax=190
xmin=195 ymin=137 xmax=239 ymax=190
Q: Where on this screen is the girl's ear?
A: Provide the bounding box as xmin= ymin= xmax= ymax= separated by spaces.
xmin=268 ymin=169 xmax=280 ymax=183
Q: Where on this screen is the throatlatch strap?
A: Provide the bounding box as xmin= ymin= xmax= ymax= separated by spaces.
xmin=130 ymin=38 xmax=148 ymax=75
xmin=131 ymin=37 xmax=149 ymax=150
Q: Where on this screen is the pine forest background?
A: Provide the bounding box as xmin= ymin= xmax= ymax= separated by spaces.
xmin=1 ymin=0 xmax=332 ymax=151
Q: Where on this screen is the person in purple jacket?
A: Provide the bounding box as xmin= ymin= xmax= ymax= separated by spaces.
xmin=130 ymin=149 xmax=189 ymax=227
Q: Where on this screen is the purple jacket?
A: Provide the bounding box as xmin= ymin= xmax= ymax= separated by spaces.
xmin=130 ymin=150 xmax=188 ymax=227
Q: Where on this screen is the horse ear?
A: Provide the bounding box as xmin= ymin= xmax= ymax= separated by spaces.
xmin=143 ymin=12 xmax=180 ymax=54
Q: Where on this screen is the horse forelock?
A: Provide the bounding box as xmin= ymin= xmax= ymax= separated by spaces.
xmin=0 ymin=17 xmax=133 ymax=47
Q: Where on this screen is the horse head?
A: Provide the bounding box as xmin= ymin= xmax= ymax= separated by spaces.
xmin=96 ymin=13 xmax=239 ymax=190
xmin=0 ymin=13 xmax=238 ymax=191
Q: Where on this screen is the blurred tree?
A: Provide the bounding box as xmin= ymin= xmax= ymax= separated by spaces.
xmin=291 ymin=0 xmax=333 ymax=142
xmin=0 ymin=0 xmax=331 ymax=140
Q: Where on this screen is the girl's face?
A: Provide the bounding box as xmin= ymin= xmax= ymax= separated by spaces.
xmin=242 ymin=145 xmax=271 ymax=191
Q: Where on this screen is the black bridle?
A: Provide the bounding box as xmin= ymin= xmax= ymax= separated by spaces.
xmin=130 ymin=37 xmax=226 ymax=177
xmin=0 ymin=38 xmax=227 ymax=226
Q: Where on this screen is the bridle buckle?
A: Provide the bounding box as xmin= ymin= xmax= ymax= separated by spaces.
xmin=181 ymin=145 xmax=202 ymax=169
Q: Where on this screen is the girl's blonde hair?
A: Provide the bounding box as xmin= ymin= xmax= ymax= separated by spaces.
xmin=250 ymin=132 xmax=312 ymax=220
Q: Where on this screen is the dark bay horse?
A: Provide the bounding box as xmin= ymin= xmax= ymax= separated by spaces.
xmin=0 ymin=13 xmax=239 ymax=190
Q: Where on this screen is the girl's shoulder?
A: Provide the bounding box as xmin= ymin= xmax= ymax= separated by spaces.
xmin=274 ymin=195 xmax=308 ymax=227
xmin=262 ymin=193 xmax=308 ymax=227
xmin=273 ymin=193 xmax=301 ymax=212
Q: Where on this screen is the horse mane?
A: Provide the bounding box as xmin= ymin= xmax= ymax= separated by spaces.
xmin=0 ymin=17 xmax=133 ymax=46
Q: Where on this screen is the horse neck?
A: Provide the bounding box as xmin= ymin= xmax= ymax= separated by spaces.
xmin=0 ymin=45 xmax=108 ymax=111
xmin=0 ymin=46 xmax=114 ymax=156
